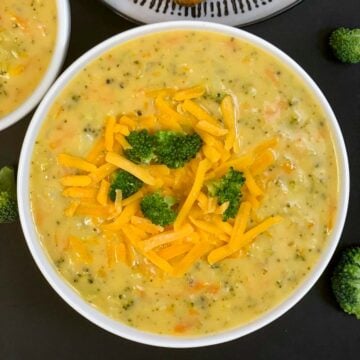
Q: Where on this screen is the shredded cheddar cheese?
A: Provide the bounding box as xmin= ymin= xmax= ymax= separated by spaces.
xmin=142 ymin=224 xmax=194 ymax=251
xmin=182 ymin=99 xmax=219 ymax=127
xmin=105 ymin=152 xmax=156 ymax=185
xmin=63 ymin=187 xmax=97 ymax=199
xmin=58 ymin=154 xmax=97 ymax=173
xmin=97 ymin=179 xmax=110 ymax=206
xmin=173 ymin=85 xmax=205 ymax=101
xmin=60 ymin=175 xmax=92 ymax=187
xmin=57 ymin=85 xmax=281 ymax=276
xmin=220 ymin=96 xmax=236 ymax=151
xmin=196 ymin=120 xmax=228 ymax=137
xmin=105 ymin=115 xmax=116 ymax=152
xmin=174 ymin=159 xmax=210 ymax=230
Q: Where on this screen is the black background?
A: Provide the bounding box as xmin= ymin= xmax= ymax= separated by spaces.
xmin=0 ymin=0 xmax=359 ymax=358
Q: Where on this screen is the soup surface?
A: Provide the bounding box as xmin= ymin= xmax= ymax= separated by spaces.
xmin=30 ymin=31 xmax=338 ymax=336
xmin=0 ymin=0 xmax=57 ymax=118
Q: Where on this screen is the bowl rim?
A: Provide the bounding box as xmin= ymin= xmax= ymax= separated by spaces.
xmin=0 ymin=0 xmax=71 ymax=131
xmin=17 ymin=21 xmax=350 ymax=348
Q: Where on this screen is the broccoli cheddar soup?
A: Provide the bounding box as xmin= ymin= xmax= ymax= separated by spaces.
xmin=30 ymin=31 xmax=339 ymax=336
xmin=0 ymin=0 xmax=57 ymax=118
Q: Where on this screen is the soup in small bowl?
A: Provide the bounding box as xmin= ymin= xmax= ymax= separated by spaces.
xmin=18 ymin=22 xmax=349 ymax=348
xmin=0 ymin=0 xmax=70 ymax=131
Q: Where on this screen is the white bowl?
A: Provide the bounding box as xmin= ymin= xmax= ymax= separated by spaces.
xmin=17 ymin=21 xmax=350 ymax=348
xmin=0 ymin=0 xmax=70 ymax=131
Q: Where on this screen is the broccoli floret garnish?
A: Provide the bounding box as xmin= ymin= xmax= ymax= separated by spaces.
xmin=109 ymin=170 xmax=143 ymax=201
xmin=331 ymin=247 xmax=360 ymax=319
xmin=140 ymin=192 xmax=178 ymax=226
xmin=124 ymin=129 xmax=156 ymax=164
xmin=329 ymin=28 xmax=360 ymax=64
xmin=0 ymin=166 xmax=18 ymax=223
xmin=153 ymin=131 xmax=203 ymax=169
xmin=123 ymin=129 xmax=203 ymax=169
xmin=207 ymin=168 xmax=245 ymax=221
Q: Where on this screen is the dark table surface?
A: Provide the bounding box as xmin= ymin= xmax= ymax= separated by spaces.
xmin=0 ymin=0 xmax=359 ymax=358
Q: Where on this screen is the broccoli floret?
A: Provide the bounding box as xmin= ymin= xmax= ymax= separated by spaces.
xmin=331 ymin=247 xmax=360 ymax=319
xmin=0 ymin=166 xmax=18 ymax=223
xmin=109 ymin=170 xmax=143 ymax=201
xmin=207 ymin=168 xmax=245 ymax=221
xmin=140 ymin=192 xmax=177 ymax=226
xmin=153 ymin=131 xmax=203 ymax=169
xmin=329 ymin=28 xmax=360 ymax=64
xmin=124 ymin=130 xmax=156 ymax=164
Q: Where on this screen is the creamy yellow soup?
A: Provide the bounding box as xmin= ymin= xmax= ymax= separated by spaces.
xmin=0 ymin=0 xmax=57 ymax=118
xmin=30 ymin=31 xmax=338 ymax=336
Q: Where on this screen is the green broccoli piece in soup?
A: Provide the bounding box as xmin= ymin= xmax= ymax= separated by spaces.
xmin=0 ymin=166 xmax=18 ymax=223
xmin=153 ymin=131 xmax=203 ymax=169
xmin=140 ymin=192 xmax=177 ymax=226
xmin=207 ymin=168 xmax=245 ymax=221
xmin=329 ymin=28 xmax=360 ymax=63
xmin=331 ymin=247 xmax=360 ymax=319
xmin=109 ymin=170 xmax=143 ymax=201
xmin=124 ymin=129 xmax=156 ymax=164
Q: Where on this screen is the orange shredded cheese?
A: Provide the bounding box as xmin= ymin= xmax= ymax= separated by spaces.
xmin=173 ymin=85 xmax=205 ymax=101
xmin=106 ymin=152 xmax=155 ymax=185
xmin=173 ymin=242 xmax=211 ymax=277
xmin=115 ymin=242 xmax=127 ymax=264
xmin=113 ymin=124 xmax=130 ymax=135
xmin=65 ymin=201 xmax=80 ymax=217
xmin=122 ymin=190 xmax=144 ymax=207
xmin=208 ymin=201 xmax=251 ymax=264
xmin=131 ymin=216 xmax=164 ymax=235
xmin=155 ymin=96 xmax=183 ymax=131
xmin=196 ymin=120 xmax=228 ymax=137
xmin=251 ymin=149 xmax=276 ymax=175
xmin=89 ymin=163 xmax=117 ymax=184
xmin=239 ymin=215 xmax=283 ymax=248
xmin=63 ymin=187 xmax=96 ymax=199
xmin=158 ymin=242 xmax=194 ymax=260
xmin=76 ymin=203 xmax=110 ymax=218
xmin=123 ymin=226 xmax=173 ymax=273
xmin=253 ymin=137 xmax=278 ymax=155
xmin=97 ymin=179 xmax=110 ymax=206
xmin=142 ymin=224 xmax=194 ymax=251
xmin=86 ymin=137 xmax=105 ymax=164
xmin=189 ymin=217 xmax=227 ymax=236
xmin=60 ymin=175 xmax=92 ymax=187
xmin=203 ymin=144 xmax=221 ymax=163
xmin=182 ymin=99 xmax=219 ymax=127
xmin=57 ymin=87 xmax=284 ymax=275
xmin=58 ymin=154 xmax=97 ymax=172
xmin=115 ymin=133 xmax=132 ymax=150
xmin=118 ymin=115 xmax=137 ymax=129
xmin=105 ymin=115 xmax=116 ymax=151
xmin=174 ymin=159 xmax=210 ymax=229
xmin=220 ymin=96 xmax=236 ymax=151
xmin=244 ymin=169 xmax=263 ymax=196
xmin=102 ymin=201 xmax=139 ymax=231
xmin=68 ymin=236 xmax=92 ymax=264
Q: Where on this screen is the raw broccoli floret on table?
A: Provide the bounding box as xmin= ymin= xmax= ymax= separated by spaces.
xmin=331 ymin=246 xmax=360 ymax=319
xmin=0 ymin=166 xmax=18 ymax=223
xmin=329 ymin=27 xmax=360 ymax=64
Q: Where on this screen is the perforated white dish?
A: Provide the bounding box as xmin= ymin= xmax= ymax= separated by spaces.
xmin=101 ymin=0 xmax=302 ymax=26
